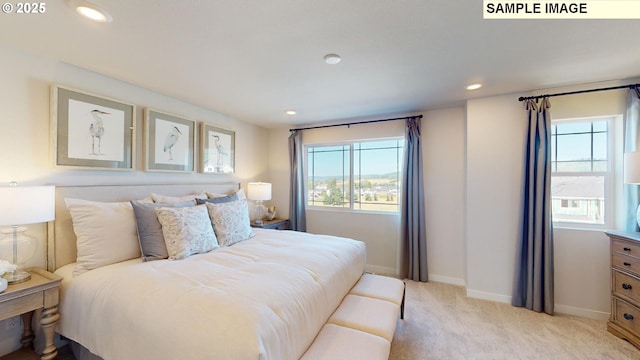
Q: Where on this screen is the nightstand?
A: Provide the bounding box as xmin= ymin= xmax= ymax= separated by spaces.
xmin=0 ymin=268 xmax=62 ymax=360
xmin=251 ymin=218 xmax=290 ymax=230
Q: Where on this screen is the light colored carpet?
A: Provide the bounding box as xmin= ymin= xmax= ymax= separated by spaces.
xmin=389 ymin=280 xmax=640 ymax=360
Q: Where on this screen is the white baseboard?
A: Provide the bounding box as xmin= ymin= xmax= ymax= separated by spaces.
xmin=369 ymin=268 xmax=609 ymax=321
xmin=466 ymin=290 xmax=610 ymax=320
xmin=365 ymin=264 xmax=398 ymax=277
xmin=555 ymin=304 xmax=610 ymax=321
xmin=364 ymin=270 xmax=467 ymax=285
xmin=428 ymin=274 xmax=466 ymax=287
xmin=466 ymin=288 xmax=512 ymax=304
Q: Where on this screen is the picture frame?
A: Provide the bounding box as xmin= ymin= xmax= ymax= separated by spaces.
xmin=144 ymin=109 xmax=196 ymax=172
xmin=51 ymin=85 xmax=135 ymax=170
xmin=200 ymin=123 xmax=235 ymax=174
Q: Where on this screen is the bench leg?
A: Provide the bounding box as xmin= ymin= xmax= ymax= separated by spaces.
xmin=400 ymin=281 xmax=406 ymax=320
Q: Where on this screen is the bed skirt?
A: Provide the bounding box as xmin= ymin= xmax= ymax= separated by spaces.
xmin=65 ymin=337 xmax=103 ymax=360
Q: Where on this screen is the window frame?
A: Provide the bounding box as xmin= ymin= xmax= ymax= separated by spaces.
xmin=550 ymin=115 xmax=615 ymax=230
xmin=304 ymin=137 xmax=404 ymax=214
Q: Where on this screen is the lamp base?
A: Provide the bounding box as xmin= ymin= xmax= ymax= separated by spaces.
xmin=5 ymin=270 xmax=30 ymax=284
xmin=254 ymin=200 xmax=265 ymax=226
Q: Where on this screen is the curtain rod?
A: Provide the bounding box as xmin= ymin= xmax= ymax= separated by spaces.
xmin=518 ymin=83 xmax=639 ymax=102
xmin=289 ymin=115 xmax=422 ymax=132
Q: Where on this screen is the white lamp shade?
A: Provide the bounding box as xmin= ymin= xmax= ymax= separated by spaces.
xmin=625 ymin=152 xmax=640 ymax=184
xmin=0 ymin=185 xmax=55 ymax=226
xmin=247 ymin=182 xmax=272 ymax=201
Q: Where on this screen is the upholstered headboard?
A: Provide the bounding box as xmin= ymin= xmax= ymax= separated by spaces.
xmin=47 ymin=182 xmax=240 ymax=272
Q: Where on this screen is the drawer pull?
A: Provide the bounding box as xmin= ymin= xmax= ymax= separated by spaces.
xmin=624 ymin=262 xmax=632 ymax=266
xmin=622 ymin=283 xmax=633 ymax=290
xmin=624 ymin=247 xmax=632 ymax=252
xmin=624 ymin=313 xmax=635 ymax=321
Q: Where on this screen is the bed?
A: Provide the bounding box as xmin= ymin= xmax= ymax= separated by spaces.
xmin=48 ymin=183 xmax=368 ymax=360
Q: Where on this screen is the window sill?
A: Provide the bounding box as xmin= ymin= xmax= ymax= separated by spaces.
xmin=306 ymin=207 xmax=400 ymax=216
xmin=552 ymin=223 xmax=611 ymax=232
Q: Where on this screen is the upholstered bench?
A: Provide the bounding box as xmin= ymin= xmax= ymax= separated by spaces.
xmin=328 ymin=294 xmax=399 ymax=341
xmin=350 ymin=273 xmax=406 ymax=319
xmin=300 ymin=324 xmax=391 ymax=360
xmin=301 ymin=274 xmax=406 ymax=360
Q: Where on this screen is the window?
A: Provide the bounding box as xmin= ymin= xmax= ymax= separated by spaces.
xmin=306 ymin=139 xmax=404 ymax=212
xmin=550 ymin=117 xmax=613 ymax=227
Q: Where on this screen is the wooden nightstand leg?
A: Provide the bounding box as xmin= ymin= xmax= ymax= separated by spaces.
xmin=20 ymin=311 xmax=35 ymax=349
xmin=40 ymin=305 xmax=60 ymax=360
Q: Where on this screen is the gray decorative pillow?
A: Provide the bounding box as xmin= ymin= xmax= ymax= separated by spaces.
xmin=195 ymin=192 xmax=238 ymax=205
xmin=155 ymin=205 xmax=219 ymax=260
xmin=130 ymin=200 xmax=194 ymax=261
xmin=205 ymin=199 xmax=254 ymax=247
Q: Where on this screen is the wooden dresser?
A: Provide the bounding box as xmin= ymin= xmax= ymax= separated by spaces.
xmin=606 ymin=231 xmax=640 ymax=348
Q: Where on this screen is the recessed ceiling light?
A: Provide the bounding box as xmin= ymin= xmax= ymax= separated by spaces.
xmin=323 ymin=54 xmax=342 ymax=65
xmin=285 ymin=110 xmax=297 ymax=116
xmin=69 ymin=0 xmax=113 ymax=23
xmin=466 ymin=83 xmax=482 ymax=90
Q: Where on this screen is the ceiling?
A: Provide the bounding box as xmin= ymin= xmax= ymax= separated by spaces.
xmin=1 ymin=1 xmax=639 ymax=128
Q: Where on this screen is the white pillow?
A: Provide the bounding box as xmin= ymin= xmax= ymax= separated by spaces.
xmin=206 ymin=192 xmax=227 ymax=199
xmin=151 ymin=192 xmax=207 ymax=205
xmin=155 ymin=205 xmax=219 ymax=260
xmin=206 ymin=189 xmax=246 ymax=200
xmin=65 ymin=198 xmax=141 ymax=276
xmin=205 ymin=198 xmax=254 ymax=247
xmin=236 ymin=189 xmax=247 ymax=200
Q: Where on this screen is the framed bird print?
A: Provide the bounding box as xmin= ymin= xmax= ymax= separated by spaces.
xmin=51 ymin=85 xmax=135 ymax=170
xmin=200 ymin=123 xmax=234 ymax=174
xmin=144 ymin=109 xmax=195 ymax=172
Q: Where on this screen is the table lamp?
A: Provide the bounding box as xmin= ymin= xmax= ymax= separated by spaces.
xmin=247 ymin=182 xmax=272 ymax=225
xmin=0 ymin=182 xmax=55 ymax=283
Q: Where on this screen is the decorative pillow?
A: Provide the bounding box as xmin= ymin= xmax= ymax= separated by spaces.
xmin=206 ymin=192 xmax=227 ymax=199
xmin=151 ymin=192 xmax=207 ymax=205
xmin=155 ymin=205 xmax=219 ymax=260
xmin=65 ymin=198 xmax=141 ymax=276
xmin=196 ymin=192 xmax=238 ymax=205
xmin=131 ymin=200 xmax=194 ymax=261
xmin=235 ymin=189 xmax=247 ymax=200
xmin=205 ymin=198 xmax=254 ymax=247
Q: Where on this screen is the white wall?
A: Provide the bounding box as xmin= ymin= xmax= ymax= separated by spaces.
xmin=424 ymin=107 xmax=466 ymax=285
xmin=0 ymin=44 xmax=268 ymax=356
xmin=268 ymin=109 xmax=466 ymax=279
xmin=466 ymin=94 xmax=526 ymax=302
xmin=2 ymin=38 xmax=632 ymax=356
xmin=269 ymin=82 xmax=636 ymax=321
xmin=267 ymin=128 xmax=292 ymax=220
xmin=465 ymin=80 xmax=632 ymax=319
xmin=547 ymin=85 xmax=627 ymax=319
xmin=290 ymin=118 xmax=406 ymax=276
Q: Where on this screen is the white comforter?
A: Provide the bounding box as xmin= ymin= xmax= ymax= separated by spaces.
xmin=55 ymin=229 xmax=366 ymax=360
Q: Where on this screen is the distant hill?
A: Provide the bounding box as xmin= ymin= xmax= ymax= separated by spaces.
xmin=312 ymin=171 xmax=399 ymax=181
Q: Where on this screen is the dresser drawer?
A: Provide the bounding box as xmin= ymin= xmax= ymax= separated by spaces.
xmin=612 ymin=238 xmax=640 ymax=259
xmin=613 ymin=270 xmax=640 ymax=304
xmin=613 ymin=298 xmax=640 ymax=336
xmin=613 ymin=253 xmax=640 ymax=277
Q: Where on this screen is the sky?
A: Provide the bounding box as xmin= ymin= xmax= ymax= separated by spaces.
xmin=307 ymin=120 xmax=607 ymax=179
xmin=308 ymin=139 xmax=404 ymax=177
xmin=552 ymin=120 xmax=607 ymax=163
